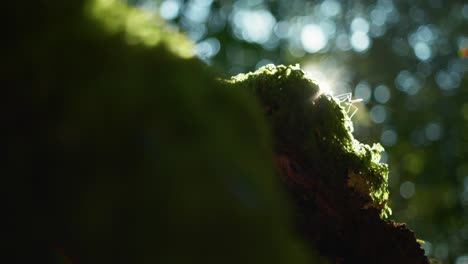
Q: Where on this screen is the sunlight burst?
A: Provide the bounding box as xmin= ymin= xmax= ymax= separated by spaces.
xmin=303 ymin=63 xmax=342 ymax=96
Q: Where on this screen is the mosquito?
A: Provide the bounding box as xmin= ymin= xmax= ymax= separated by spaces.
xmin=334 ymin=93 xmax=363 ymax=118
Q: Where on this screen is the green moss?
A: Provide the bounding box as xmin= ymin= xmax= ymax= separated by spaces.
xmin=225 ymin=64 xmax=391 ymax=218
xmin=87 ymin=0 xmax=194 ymax=58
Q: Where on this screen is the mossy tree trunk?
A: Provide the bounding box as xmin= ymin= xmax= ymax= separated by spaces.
xmin=5 ymin=1 xmax=428 ymax=263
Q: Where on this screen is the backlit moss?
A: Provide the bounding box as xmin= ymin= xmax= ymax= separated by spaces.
xmin=225 ymin=64 xmax=391 ymax=218
xmin=88 ymin=0 xmax=194 ymax=58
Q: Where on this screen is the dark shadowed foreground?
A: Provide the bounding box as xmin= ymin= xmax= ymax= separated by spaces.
xmin=4 ymin=0 xmax=427 ymax=263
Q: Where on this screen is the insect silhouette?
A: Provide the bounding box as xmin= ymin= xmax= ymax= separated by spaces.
xmin=334 ymin=93 xmax=363 ymax=118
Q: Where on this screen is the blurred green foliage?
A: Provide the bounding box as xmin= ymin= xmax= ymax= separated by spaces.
xmin=127 ymin=0 xmax=468 ymax=262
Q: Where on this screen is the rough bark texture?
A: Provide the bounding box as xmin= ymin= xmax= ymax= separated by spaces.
xmin=277 ymin=152 xmax=428 ymax=263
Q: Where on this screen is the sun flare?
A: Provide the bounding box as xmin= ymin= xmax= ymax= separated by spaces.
xmin=303 ymin=62 xmax=348 ymax=97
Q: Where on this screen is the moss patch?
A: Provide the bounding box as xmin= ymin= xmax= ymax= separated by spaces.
xmin=225 ymin=64 xmax=391 ymax=218
xmin=87 ymin=0 xmax=194 ymax=58
xmin=224 ymin=65 xmax=428 ymax=263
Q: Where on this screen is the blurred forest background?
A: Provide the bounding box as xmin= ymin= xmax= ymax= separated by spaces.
xmin=124 ymin=0 xmax=468 ymax=262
